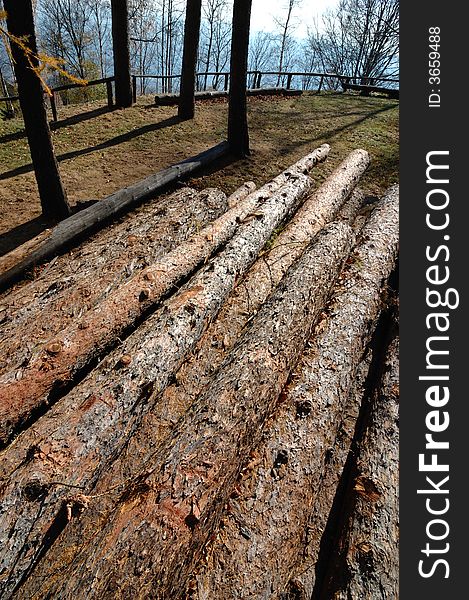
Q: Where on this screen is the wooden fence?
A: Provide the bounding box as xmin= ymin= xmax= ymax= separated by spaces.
xmin=1 ymin=71 xmax=399 ymax=121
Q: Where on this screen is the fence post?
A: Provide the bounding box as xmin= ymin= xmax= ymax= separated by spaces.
xmin=50 ymin=91 xmax=58 ymax=122
xmin=257 ymin=71 xmax=262 ymax=88
xmin=224 ymin=72 xmax=229 ymax=91
xmin=106 ymin=79 xmax=114 ymax=108
xmin=286 ymin=73 xmax=293 ymax=89
xmin=132 ymin=75 xmax=137 ymax=103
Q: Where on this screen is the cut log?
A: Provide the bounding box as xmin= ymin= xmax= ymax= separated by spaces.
xmin=13 ymin=221 xmax=355 ymax=599
xmin=227 ymin=181 xmax=256 ymax=208
xmin=317 ymin=335 xmax=399 ymax=600
xmin=0 ymin=142 xmax=231 ymax=292
xmin=0 ymin=171 xmax=320 ymax=597
xmin=0 ymin=187 xmax=227 ymax=373
xmin=188 ymin=186 xmax=399 ymax=599
xmin=0 ymin=146 xmax=328 ymax=447
xmin=119 ymin=149 xmax=369 ymax=473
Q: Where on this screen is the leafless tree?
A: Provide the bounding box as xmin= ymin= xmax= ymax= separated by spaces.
xmin=274 ymin=0 xmax=301 ymax=86
xmin=309 ymin=0 xmax=399 ymax=84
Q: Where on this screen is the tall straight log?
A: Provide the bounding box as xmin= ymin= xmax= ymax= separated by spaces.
xmin=14 ymin=222 xmax=355 ymax=599
xmin=0 ymin=173 xmax=317 ymax=597
xmin=228 ymin=0 xmax=253 ymax=156
xmin=318 ymin=335 xmax=399 ymax=600
xmin=0 ymin=145 xmax=328 ymax=446
xmin=190 ymin=186 xmax=399 ymax=599
xmin=0 ymin=188 xmax=228 ymax=382
xmin=110 ymin=0 xmax=133 ymax=108
xmin=3 ymin=0 xmax=70 ymax=219
xmin=178 ymin=0 xmax=202 ymax=120
xmin=282 ymin=346 xmax=374 ymax=599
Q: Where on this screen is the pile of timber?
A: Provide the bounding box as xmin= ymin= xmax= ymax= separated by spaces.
xmin=154 ymin=87 xmax=302 ymax=106
xmin=0 ymin=146 xmax=399 ymax=600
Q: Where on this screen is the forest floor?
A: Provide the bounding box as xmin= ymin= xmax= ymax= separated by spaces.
xmin=0 ymin=91 xmax=398 ymax=251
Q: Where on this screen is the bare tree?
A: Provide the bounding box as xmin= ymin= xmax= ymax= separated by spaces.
xmin=3 ymin=0 xmax=71 ymax=219
xmin=310 ymin=0 xmax=399 ymax=84
xmin=200 ymin=0 xmax=230 ymax=90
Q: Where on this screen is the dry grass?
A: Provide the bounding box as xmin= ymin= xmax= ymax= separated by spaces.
xmin=0 ymin=91 xmax=398 ymax=237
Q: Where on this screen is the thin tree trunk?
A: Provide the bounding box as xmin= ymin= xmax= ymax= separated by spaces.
xmin=3 ymin=0 xmax=70 ymax=220
xmin=228 ymin=0 xmax=252 ymax=156
xmin=178 ymin=0 xmax=202 ymax=120
xmin=0 ymin=187 xmax=228 ymax=380
xmin=111 ymin=0 xmax=132 ymax=107
xmin=11 ymin=221 xmax=355 ymax=600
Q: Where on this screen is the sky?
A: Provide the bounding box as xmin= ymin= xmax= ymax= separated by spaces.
xmin=250 ymin=0 xmax=339 ymax=38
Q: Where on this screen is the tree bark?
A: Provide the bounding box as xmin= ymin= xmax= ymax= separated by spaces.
xmin=317 ymin=335 xmax=399 ymax=600
xmin=0 ymin=146 xmax=328 ymax=447
xmin=11 ymin=221 xmax=355 ymax=600
xmin=190 ymin=186 xmax=399 ymax=599
xmin=0 ymin=171 xmax=321 ymax=597
xmin=3 ymin=0 xmax=70 ymax=220
xmin=0 ymin=142 xmax=231 ymax=292
xmin=228 ymin=0 xmax=253 ymax=156
xmin=110 ymin=0 xmax=133 ymax=108
xmin=0 ymin=187 xmax=227 ymax=381
xmin=138 ymin=149 xmax=368 ymax=452
xmin=178 ymin=0 xmax=202 ymax=120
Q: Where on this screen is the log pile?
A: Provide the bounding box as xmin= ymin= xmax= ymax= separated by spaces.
xmin=0 ymin=148 xmax=399 ymax=600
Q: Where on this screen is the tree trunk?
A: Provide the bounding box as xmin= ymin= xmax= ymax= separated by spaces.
xmin=145 ymin=150 xmax=368 ymax=445
xmin=10 ymin=221 xmax=355 ymax=600
xmin=0 ymin=146 xmax=328 ymax=447
xmin=0 ymin=172 xmax=324 ymax=598
xmin=317 ymin=335 xmax=399 ymax=600
xmin=0 ymin=142 xmax=231 ymax=292
xmin=110 ymin=0 xmax=132 ymax=108
xmin=3 ymin=0 xmax=70 ymax=220
xmin=178 ymin=0 xmax=202 ymax=120
xmin=0 ymin=187 xmax=227 ymax=383
xmin=228 ymin=0 xmax=252 ymax=156
xmin=190 ymin=187 xmax=399 ymax=599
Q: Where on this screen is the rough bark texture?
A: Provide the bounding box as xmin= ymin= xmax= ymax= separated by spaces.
xmin=0 ymin=142 xmax=230 ymax=292
xmin=190 ymin=186 xmax=398 ymax=599
xmin=178 ymin=0 xmax=202 ymax=120
xmin=0 ymin=146 xmax=328 ymax=447
xmin=318 ymin=335 xmax=399 ymax=600
xmin=0 ymin=188 xmax=228 ymax=444
xmin=13 ymin=221 xmax=354 ymax=600
xmin=0 ymin=171 xmax=321 ymax=597
xmin=111 ymin=0 xmax=133 ymax=108
xmin=228 ymin=0 xmax=253 ymax=156
xmin=227 ymin=181 xmax=256 ymax=208
xmin=299 ymin=354 xmax=373 ymax=597
xmin=130 ymin=150 xmax=368 ymax=468
xmin=4 ymin=0 xmax=70 ymax=219
xmin=0 ymin=173 xmax=323 ymax=447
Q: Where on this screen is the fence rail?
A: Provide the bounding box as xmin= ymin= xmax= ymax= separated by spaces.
xmin=1 ymin=71 xmax=399 ymax=120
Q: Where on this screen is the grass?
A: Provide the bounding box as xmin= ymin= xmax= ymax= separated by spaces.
xmin=0 ymin=91 xmax=398 ymax=237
